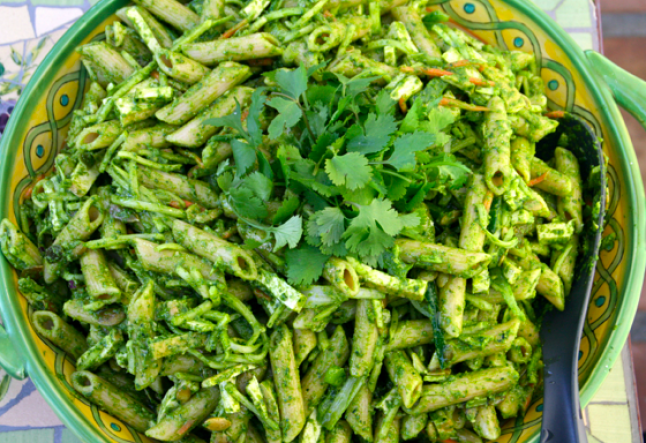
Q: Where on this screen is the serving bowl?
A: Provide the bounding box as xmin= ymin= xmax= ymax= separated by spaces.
xmin=0 ymin=0 xmax=645 ymax=442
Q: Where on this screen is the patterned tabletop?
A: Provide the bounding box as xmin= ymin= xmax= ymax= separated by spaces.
xmin=0 ymin=1 xmax=640 ymax=443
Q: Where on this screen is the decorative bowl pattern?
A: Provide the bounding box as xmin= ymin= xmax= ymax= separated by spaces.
xmin=0 ymin=0 xmax=644 ymax=442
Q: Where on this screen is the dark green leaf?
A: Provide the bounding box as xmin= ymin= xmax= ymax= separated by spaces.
xmin=308 ymin=207 xmax=346 ymax=247
xmin=346 ymin=113 xmax=398 ymax=155
xmin=386 ymin=132 xmax=436 ymax=171
xmin=376 ymin=89 xmax=396 ymax=115
xmin=243 ymin=171 xmax=273 ymax=201
xmin=267 ymin=96 xmax=303 ymax=140
xmin=272 ymin=195 xmax=300 ymax=225
xmin=231 ymin=139 xmax=256 ymax=176
xmin=285 ymin=244 xmax=330 ymax=286
xmin=229 ymin=187 xmax=267 ymax=219
xmin=307 ymin=85 xmax=337 ymax=108
xmin=399 ymin=99 xmax=424 ymax=134
xmin=257 ymin=150 xmax=274 ymax=179
xmin=310 ymin=132 xmax=339 ymax=162
xmin=247 ymin=87 xmax=267 ymax=146
xmin=308 ymin=103 xmax=329 ymax=139
xmin=385 ymin=174 xmax=410 ymax=201
xmin=425 ymin=154 xmax=472 ymax=190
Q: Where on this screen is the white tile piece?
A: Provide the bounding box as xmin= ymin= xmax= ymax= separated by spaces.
xmin=555 ymin=0 xmax=593 ymax=28
xmin=35 ymin=7 xmax=83 ymax=37
xmin=567 ymin=32 xmax=594 ymax=51
xmin=0 ymin=6 xmax=35 ymax=44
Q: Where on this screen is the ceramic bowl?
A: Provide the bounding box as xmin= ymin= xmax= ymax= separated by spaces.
xmin=0 ymin=0 xmax=645 ymax=442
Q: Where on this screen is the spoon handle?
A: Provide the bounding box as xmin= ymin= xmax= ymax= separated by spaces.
xmin=540 ymin=353 xmax=588 ymax=443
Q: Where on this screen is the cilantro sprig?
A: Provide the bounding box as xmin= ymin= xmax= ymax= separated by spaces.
xmin=205 ymin=65 xmax=472 ymax=285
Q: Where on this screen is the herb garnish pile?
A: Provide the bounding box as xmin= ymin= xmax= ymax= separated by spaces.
xmin=207 ymin=65 xmax=471 ymax=286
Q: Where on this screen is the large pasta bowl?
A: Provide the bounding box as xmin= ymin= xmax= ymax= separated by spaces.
xmin=0 ymin=0 xmax=645 ymax=442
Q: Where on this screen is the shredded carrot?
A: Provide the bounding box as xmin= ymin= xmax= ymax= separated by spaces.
xmin=439 ymin=97 xmax=489 ymax=112
xmin=545 ymin=110 xmax=566 ymax=119
xmin=222 ymin=229 xmax=234 ymax=240
xmin=441 ymin=440 xmax=458 ymax=443
xmin=23 ymin=174 xmax=46 ymax=200
xmin=220 ymin=19 xmax=248 ymax=39
xmin=424 ymin=67 xmax=454 ymax=77
xmin=151 ymin=70 xmax=159 ymax=80
xmin=469 ymin=77 xmax=495 ymax=86
xmin=177 ymin=420 xmax=195 ymax=436
xmin=247 ymin=58 xmax=274 ymax=67
xmin=241 ymin=109 xmax=250 ymax=121
xmin=323 ymin=9 xmax=335 ymax=19
xmin=254 ymin=288 xmax=271 ymax=301
xmin=169 ymin=201 xmax=181 ymax=209
xmin=184 ymin=200 xmax=194 ymax=207
xmin=528 ymin=171 xmax=549 ymax=187
xmin=483 ymin=191 xmax=494 ymax=211
xmin=523 ymin=386 xmax=535 ymax=411
xmin=398 ymin=97 xmax=408 ymax=114
xmin=449 ymin=59 xmax=471 ymax=68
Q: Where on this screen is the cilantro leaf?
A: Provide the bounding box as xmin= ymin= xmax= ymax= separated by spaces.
xmin=376 ymin=89 xmax=396 ymax=115
xmin=308 ymin=103 xmax=329 ymax=139
xmin=334 ymin=73 xmax=379 ymax=98
xmin=424 ymin=107 xmax=456 ymax=147
xmin=308 ymin=207 xmax=346 ymax=247
xmin=342 ymin=198 xmax=418 ymax=259
xmin=325 ymin=152 xmax=371 ymax=190
xmin=307 ymin=85 xmax=337 ymax=108
xmin=426 ymin=106 xmax=457 ymax=134
xmin=270 ymin=215 xmax=303 ymax=250
xmin=267 ymin=97 xmax=303 ymax=140
xmin=426 ymin=154 xmax=472 ymax=190
xmin=399 ymin=99 xmax=424 ymax=134
xmin=273 ymin=65 xmax=308 ymax=100
xmin=310 ymin=132 xmax=339 ymax=162
xmin=272 ymin=195 xmax=300 ymax=225
xmin=346 ymin=113 xmax=398 ymax=155
xmin=384 ymin=174 xmax=410 ymax=201
xmin=228 ymin=186 xmax=268 ymax=219
xmin=204 ymin=100 xmax=248 ymax=142
xmin=385 ymin=132 xmax=436 ymax=172
xmin=244 ymin=171 xmax=273 ymax=201
xmin=247 ymin=88 xmax=266 ymax=146
xmin=285 ymin=244 xmax=330 ymax=286
xmin=231 ymin=139 xmax=256 ymax=176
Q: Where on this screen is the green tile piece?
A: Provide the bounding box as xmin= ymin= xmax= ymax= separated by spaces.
xmin=555 ymin=0 xmax=593 ymax=27
xmin=61 ymin=428 xmax=83 ymax=443
xmin=0 ymin=429 xmax=54 ymax=443
xmin=568 ymin=32 xmax=594 ymax=51
xmin=587 ymin=404 xmax=633 ymax=442
xmin=589 ymin=355 xmax=629 ymax=403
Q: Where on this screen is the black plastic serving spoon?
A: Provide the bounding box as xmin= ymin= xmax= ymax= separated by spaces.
xmin=535 ymin=114 xmax=607 ymax=443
